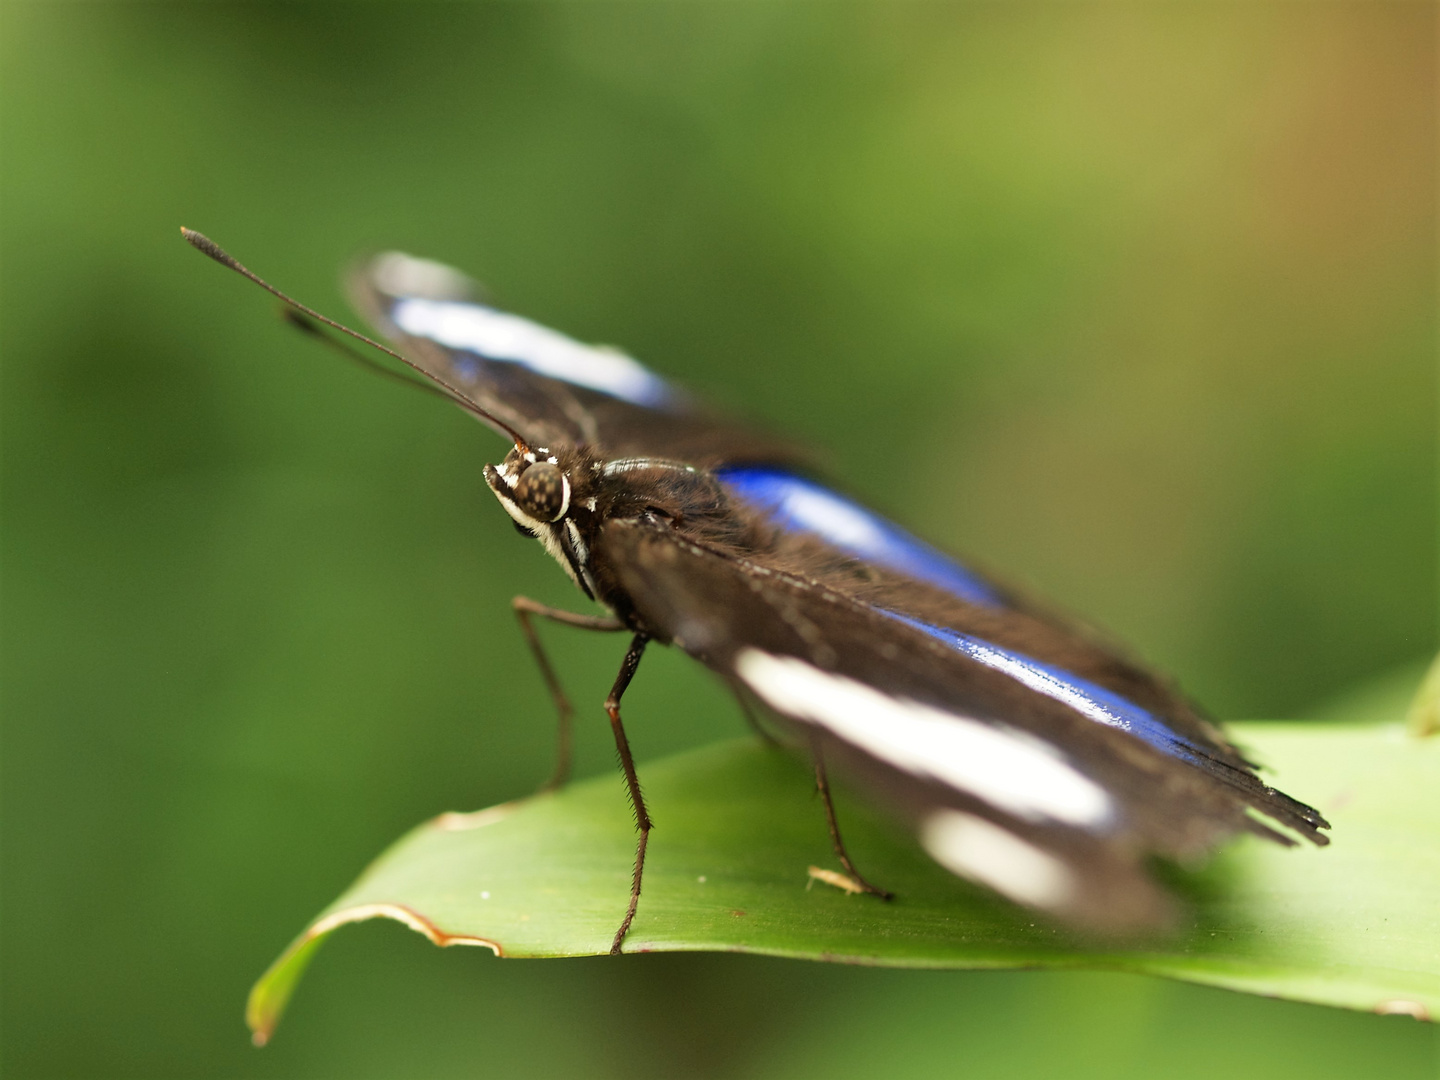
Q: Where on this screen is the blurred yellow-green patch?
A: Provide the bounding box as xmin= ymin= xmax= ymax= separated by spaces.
xmin=1406 ymin=653 xmax=1440 ymax=738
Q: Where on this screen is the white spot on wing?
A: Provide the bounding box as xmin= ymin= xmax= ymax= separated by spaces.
xmin=372 ymin=252 xmax=473 ymax=301
xmin=734 ymin=649 xmax=1113 ymax=828
xmin=920 ymin=810 xmax=1075 ymax=910
xmin=391 ymin=297 xmax=672 ymax=407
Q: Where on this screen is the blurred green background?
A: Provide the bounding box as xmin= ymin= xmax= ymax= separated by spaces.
xmin=3 ymin=2 xmax=1435 ymax=1077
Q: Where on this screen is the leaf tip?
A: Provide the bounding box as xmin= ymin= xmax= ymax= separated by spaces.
xmin=246 ymin=929 xmax=331 ymax=1048
xmin=245 ymin=903 xmax=505 ymax=1044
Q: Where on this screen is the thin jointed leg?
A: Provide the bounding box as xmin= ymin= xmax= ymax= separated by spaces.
xmin=813 ymin=748 xmax=893 ymax=900
xmin=605 ymin=634 xmax=651 ymax=954
xmin=512 ymin=596 xmax=624 ymax=791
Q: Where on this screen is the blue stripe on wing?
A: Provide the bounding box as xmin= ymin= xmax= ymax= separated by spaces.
xmin=884 ymin=611 xmax=1206 ymax=762
xmin=716 ymin=466 xmax=1004 ymax=607
xmin=386 ymin=295 xmax=678 ymax=409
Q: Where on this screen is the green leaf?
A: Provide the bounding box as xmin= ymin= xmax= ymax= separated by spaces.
xmin=248 ymin=721 xmax=1439 ymax=1044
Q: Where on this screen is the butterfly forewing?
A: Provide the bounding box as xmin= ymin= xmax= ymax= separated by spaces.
xmin=350 ymin=252 xmax=807 ymax=467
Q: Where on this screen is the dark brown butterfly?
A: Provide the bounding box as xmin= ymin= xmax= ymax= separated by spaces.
xmin=184 ymin=231 xmax=1329 ymax=954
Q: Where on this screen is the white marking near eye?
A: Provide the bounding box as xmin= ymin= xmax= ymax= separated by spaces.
xmin=390 ymin=298 xmax=672 ymax=407
xmin=554 ymin=473 xmax=572 ymax=520
xmin=493 ymin=493 xmax=546 ymax=536
xmin=920 ymin=810 xmax=1075 ymax=910
xmin=565 ymin=520 xmax=588 ymax=565
xmin=565 ymin=520 xmax=598 ymax=595
xmin=486 ymin=473 xmax=585 ymax=592
xmin=734 ymin=650 xmax=1113 ymax=829
xmin=372 ymin=252 xmax=473 ymax=301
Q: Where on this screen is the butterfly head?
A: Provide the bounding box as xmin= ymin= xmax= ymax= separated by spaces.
xmin=483 ymin=445 xmax=598 ymax=597
xmin=487 ymin=446 xmax=571 ymax=524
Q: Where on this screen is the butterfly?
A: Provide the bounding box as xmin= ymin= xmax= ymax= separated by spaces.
xmin=183 ymin=230 xmax=1330 ymax=954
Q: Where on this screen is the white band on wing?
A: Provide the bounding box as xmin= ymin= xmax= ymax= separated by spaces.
xmin=391 ymin=297 xmax=673 ymax=408
xmin=734 ymin=648 xmax=1114 ymax=830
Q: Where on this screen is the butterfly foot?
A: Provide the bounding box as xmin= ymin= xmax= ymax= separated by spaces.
xmin=806 ymin=865 xmax=893 ymax=899
xmin=852 ymin=875 xmax=894 ymax=902
xmin=812 ymin=751 xmax=893 ymax=899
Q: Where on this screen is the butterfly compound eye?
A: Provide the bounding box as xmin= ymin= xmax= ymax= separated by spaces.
xmin=514 ymin=462 xmax=569 ymax=522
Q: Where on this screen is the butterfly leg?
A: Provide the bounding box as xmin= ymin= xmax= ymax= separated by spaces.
xmin=605 ymin=633 xmax=651 ymax=955
xmin=813 ymin=747 xmax=893 ymax=900
xmin=511 ymin=596 xmax=624 ymax=791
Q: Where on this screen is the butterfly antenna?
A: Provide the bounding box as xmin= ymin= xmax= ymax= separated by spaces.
xmin=281 ymin=310 xmax=459 ymax=403
xmin=180 ymin=228 xmax=530 ymax=451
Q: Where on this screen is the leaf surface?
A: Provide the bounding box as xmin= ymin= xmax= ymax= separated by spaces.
xmin=249 ymin=721 xmax=1439 ymax=1043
